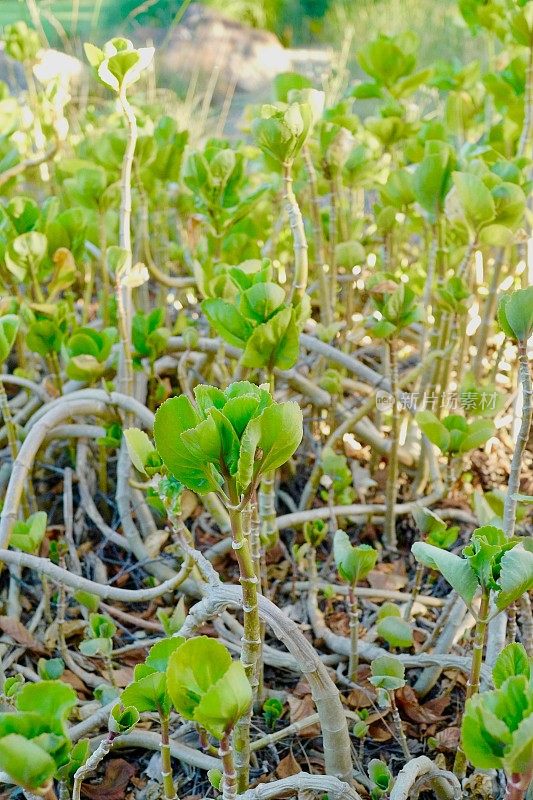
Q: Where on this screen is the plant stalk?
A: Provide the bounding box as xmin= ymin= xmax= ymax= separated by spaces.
xmin=503 ymin=342 xmax=532 ymax=537
xmin=283 ymin=161 xmax=308 ymax=304
xmin=116 ymin=86 xmax=137 ymax=397
xmin=160 ymin=713 xmax=177 ymax=800
xmin=453 ymin=587 xmax=490 ymax=778
xmin=228 ymin=504 xmax=260 ymax=792
xmin=384 ymin=338 xmax=399 ymax=549
xmin=73 ymin=732 xmax=115 ymax=800
xmin=302 ymin=145 xmax=332 ymax=325
xmin=219 ymin=733 xmax=237 ymax=800
xmin=348 ymin=586 xmax=359 ymax=681
xmin=390 ymin=690 xmax=411 ymax=760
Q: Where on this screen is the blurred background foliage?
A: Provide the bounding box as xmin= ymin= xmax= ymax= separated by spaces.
xmin=0 ymin=0 xmax=476 ymax=64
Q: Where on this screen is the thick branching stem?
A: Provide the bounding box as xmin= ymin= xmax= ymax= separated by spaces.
xmin=283 ymin=160 xmax=308 ymax=303
xmin=179 ymin=583 xmax=353 ymax=784
xmin=238 ymin=774 xmax=363 ymax=800
xmin=390 ymin=756 xmax=460 ymax=800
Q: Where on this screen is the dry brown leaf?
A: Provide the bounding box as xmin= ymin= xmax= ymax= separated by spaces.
xmin=0 ymin=616 xmax=46 ymax=654
xmin=327 ymin=611 xmax=350 ymax=636
xmin=345 ymin=665 xmax=377 ymax=709
xmin=275 ymin=753 xmax=301 ymax=778
xmin=110 ymin=667 xmax=134 ymax=688
xmin=368 ymin=720 xmax=393 ymax=742
xmin=81 ymin=759 xmax=136 ymax=800
xmin=367 ymin=569 xmax=407 ymax=591
xmin=287 ymin=694 xmax=320 ymax=737
xmin=395 ymin=686 xmax=449 ymax=723
xmin=435 ymin=727 xmax=460 ymax=751
xmin=61 ymin=670 xmax=87 ymax=693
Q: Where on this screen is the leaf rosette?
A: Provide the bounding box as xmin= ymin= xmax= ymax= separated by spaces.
xmin=153 ymin=381 xmax=303 ymax=499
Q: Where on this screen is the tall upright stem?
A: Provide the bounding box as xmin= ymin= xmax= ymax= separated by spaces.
xmin=503 ymin=342 xmax=532 ymax=537
xmin=99 ymin=211 xmax=110 ymax=327
xmin=302 ymin=145 xmax=332 ymax=325
xmin=453 ymin=587 xmax=490 ymax=778
xmin=389 ymin=691 xmax=411 ymax=759
xmin=229 ymin=504 xmax=260 ymax=792
xmin=348 ymin=586 xmax=359 ymax=681
xmin=116 ymin=87 xmax=137 ymax=397
xmin=283 ymin=161 xmax=308 ymax=304
xmin=160 ymin=713 xmax=177 ymax=800
xmin=518 ymin=39 xmax=533 ymax=158
xmin=259 ymin=374 xmax=277 ymax=546
xmin=418 ymin=223 xmax=438 ymax=364
xmin=384 ymin=338 xmax=399 ymax=549
xmin=219 ymin=733 xmax=237 ymax=800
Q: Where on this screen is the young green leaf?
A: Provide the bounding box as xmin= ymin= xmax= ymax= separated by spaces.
xmin=166 ymin=636 xmax=252 ymax=739
xmin=369 ymin=655 xmax=406 ymax=691
xmin=492 ymin=643 xmax=530 ymax=689
xmin=495 ymin=547 xmax=533 ymax=610
xmin=0 ymin=734 xmax=56 ymax=790
xmin=411 ymin=542 xmax=478 ymax=606
xmin=333 ymin=530 xmax=378 ymax=585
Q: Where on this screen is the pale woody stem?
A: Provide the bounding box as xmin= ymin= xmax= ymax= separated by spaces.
xmin=283 ymin=161 xmax=308 ymax=303
xmin=219 ymin=734 xmax=237 ymax=800
xmin=229 ymin=505 xmax=260 ymax=792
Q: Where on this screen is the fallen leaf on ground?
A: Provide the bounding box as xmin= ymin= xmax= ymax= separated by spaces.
xmin=0 ymin=616 xmax=46 ymax=654
xmin=368 ymin=720 xmax=393 ymax=741
xmin=395 ymin=686 xmax=449 ymax=723
xmin=287 ymin=693 xmax=320 ymax=737
xmin=110 ymin=666 xmax=134 ymax=688
xmin=275 ymin=752 xmax=301 ymax=778
xmin=367 ymin=568 xmax=407 ymax=591
xmin=435 ymin=727 xmax=460 ymax=751
xmin=81 ymin=759 xmax=136 ymax=800
xmin=327 ymin=610 xmax=350 ymax=636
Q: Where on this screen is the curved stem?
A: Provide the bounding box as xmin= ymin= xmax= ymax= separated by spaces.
xmin=73 ymin=733 xmax=115 ymax=800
